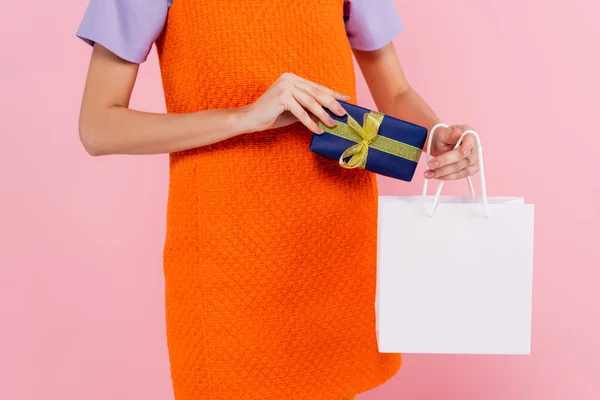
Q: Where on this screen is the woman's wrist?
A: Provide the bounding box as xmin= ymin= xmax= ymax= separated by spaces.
xmin=230 ymin=104 xmax=258 ymax=136
xmin=187 ymin=106 xmax=257 ymax=145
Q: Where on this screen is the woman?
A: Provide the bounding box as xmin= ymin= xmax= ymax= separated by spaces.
xmin=76 ymin=0 xmax=480 ymax=399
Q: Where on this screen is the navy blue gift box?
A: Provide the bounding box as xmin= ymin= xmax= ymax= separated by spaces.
xmin=309 ymin=101 xmax=428 ymax=182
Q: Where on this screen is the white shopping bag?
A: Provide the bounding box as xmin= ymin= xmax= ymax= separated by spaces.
xmin=376 ymin=126 xmax=534 ymax=355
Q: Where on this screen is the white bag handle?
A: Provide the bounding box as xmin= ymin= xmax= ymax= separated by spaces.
xmin=422 ymin=123 xmax=489 ymax=218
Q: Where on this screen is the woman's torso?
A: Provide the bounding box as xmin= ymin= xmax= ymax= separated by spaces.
xmin=155 ymin=0 xmax=376 ymax=251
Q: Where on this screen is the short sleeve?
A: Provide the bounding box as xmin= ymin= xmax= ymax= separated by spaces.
xmin=344 ymin=0 xmax=404 ymax=51
xmin=76 ymin=0 xmax=171 ymax=63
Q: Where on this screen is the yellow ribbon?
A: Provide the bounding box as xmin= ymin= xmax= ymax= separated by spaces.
xmin=317 ymin=111 xmax=422 ymax=169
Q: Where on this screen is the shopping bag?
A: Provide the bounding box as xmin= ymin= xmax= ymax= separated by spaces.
xmin=376 ymin=126 xmax=534 ymax=355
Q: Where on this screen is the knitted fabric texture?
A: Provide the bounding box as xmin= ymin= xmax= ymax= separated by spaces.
xmin=155 ymin=0 xmax=402 ymax=399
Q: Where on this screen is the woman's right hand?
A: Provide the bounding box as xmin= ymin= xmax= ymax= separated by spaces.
xmin=241 ymin=72 xmax=350 ymax=135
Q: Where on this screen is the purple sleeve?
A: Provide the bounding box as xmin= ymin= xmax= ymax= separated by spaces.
xmin=76 ymin=0 xmax=170 ymax=63
xmin=344 ymin=0 xmax=404 ymax=51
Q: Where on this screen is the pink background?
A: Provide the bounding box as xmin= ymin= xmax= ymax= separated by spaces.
xmin=1 ymin=1 xmax=599 ymax=399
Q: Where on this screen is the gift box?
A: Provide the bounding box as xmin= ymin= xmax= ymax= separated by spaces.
xmin=309 ymin=101 xmax=428 ymax=181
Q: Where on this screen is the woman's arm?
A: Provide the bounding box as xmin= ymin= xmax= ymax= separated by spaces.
xmin=354 ymin=43 xmax=480 ymax=180
xmin=79 ymin=44 xmax=251 ymax=156
xmin=79 ymin=44 xmax=347 ymax=156
xmin=353 ymin=43 xmax=440 ymax=130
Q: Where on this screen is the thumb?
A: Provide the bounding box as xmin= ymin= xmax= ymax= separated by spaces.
xmin=442 ymin=126 xmax=463 ymax=146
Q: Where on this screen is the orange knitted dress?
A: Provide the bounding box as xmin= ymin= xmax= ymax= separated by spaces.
xmin=155 ymin=1 xmax=401 ymax=398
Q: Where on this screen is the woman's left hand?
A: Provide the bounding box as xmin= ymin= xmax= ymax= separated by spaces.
xmin=424 ymin=124 xmax=480 ymax=181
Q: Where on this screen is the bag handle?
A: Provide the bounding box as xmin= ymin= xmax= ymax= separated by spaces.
xmin=422 ymin=123 xmax=489 ymax=218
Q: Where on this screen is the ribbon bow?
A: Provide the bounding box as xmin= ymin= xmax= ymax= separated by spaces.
xmin=318 ymin=110 xmax=422 ymax=169
xmin=338 ymin=112 xmax=383 ymax=169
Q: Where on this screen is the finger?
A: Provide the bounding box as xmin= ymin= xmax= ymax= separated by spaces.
xmin=294 ymin=80 xmax=347 ymax=117
xmin=458 ymin=134 xmax=477 ymax=158
xmin=424 ymin=157 xmax=479 ymax=179
xmin=282 ymin=93 xmax=323 ymax=134
xmin=427 ymin=157 xmax=470 ymax=179
xmin=292 ymin=89 xmax=338 ymax=128
xmin=428 ymin=147 xmax=467 ymax=170
xmin=438 ymin=165 xmax=479 ymax=181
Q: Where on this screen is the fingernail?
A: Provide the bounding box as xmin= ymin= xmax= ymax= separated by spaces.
xmin=428 ymin=159 xmax=439 ymax=169
xmin=341 ymin=94 xmax=351 ymax=100
xmin=424 ymin=170 xmax=435 ymax=179
xmin=328 ymin=117 xmax=337 ymax=126
xmin=337 ymin=106 xmax=346 ymax=115
xmin=463 ymin=148 xmax=472 ymax=157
